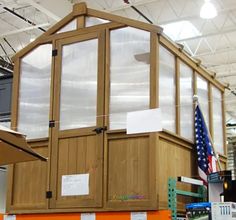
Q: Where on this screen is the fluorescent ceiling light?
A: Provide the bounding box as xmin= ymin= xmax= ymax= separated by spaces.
xmin=161 ymin=20 xmax=201 ymax=41
xmin=200 ymin=0 xmax=217 ymax=19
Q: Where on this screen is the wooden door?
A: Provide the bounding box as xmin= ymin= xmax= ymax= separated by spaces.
xmin=49 ymin=31 xmax=105 ymax=208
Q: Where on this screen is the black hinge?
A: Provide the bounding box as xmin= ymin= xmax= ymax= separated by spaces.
xmin=46 ymin=191 xmax=52 ymax=199
xmin=49 ymin=120 xmax=55 ymax=128
xmin=52 ymin=49 xmax=58 ymax=56
xmin=92 ymin=126 xmax=107 ymax=134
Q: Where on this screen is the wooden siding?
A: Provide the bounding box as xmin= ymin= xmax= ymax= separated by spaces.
xmin=105 ymin=133 xmax=157 ymax=210
xmin=7 ymin=143 xmax=48 ymax=211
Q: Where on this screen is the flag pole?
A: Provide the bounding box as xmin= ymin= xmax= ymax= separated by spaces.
xmin=193 ymin=95 xmax=222 ymax=171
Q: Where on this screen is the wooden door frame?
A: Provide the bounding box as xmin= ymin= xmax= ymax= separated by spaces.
xmin=49 ymin=30 xmax=106 ymax=209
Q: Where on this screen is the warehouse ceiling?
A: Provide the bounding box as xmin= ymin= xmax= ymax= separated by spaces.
xmin=0 ymin=0 xmax=236 ymax=136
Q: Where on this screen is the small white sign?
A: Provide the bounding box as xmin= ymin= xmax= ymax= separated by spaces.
xmin=127 ymin=108 xmax=162 ymax=134
xmin=81 ymin=213 xmax=96 ymax=220
xmin=61 ymin=173 xmax=89 ymax=196
xmin=131 ymin=212 xmax=147 ymax=220
xmin=4 ymin=215 xmax=16 ymax=220
xmin=211 ymin=202 xmax=236 ymax=220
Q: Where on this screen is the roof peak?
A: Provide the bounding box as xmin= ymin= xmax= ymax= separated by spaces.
xmin=73 ymin=2 xmax=87 ymax=16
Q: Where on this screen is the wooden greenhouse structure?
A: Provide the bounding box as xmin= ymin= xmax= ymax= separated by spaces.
xmin=7 ymin=2 xmax=227 ymax=214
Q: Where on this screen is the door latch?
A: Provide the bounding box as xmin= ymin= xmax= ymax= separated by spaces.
xmin=49 ymin=120 xmax=55 ymax=128
xmin=92 ymin=126 xmax=107 ymax=134
xmin=46 ymin=191 xmax=52 ymax=199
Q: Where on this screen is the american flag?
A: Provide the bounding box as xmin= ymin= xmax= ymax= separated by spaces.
xmin=195 ymin=105 xmax=217 ymax=184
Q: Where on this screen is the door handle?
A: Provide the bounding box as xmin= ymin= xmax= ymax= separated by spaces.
xmin=92 ymin=126 xmax=107 ymax=134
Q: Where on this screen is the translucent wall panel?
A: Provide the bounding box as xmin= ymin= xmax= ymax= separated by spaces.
xmin=60 ymin=39 xmax=98 ymax=130
xmin=56 ymin=19 xmax=77 ymax=34
xmin=18 ymin=44 xmax=52 ymax=139
xmin=110 ymin=27 xmax=150 ymax=130
xmin=0 ymin=169 xmax=6 ymax=213
xmin=180 ymin=62 xmax=193 ymax=140
xmin=0 ymin=121 xmax=10 ymax=128
xmin=86 ymin=16 xmax=109 ymax=27
xmin=159 ymin=45 xmax=176 ymax=132
xmin=212 ymin=86 xmax=224 ymax=154
xmin=197 ymin=75 xmax=209 ymax=128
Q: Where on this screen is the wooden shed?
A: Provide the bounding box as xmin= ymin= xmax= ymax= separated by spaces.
xmin=7 ymin=2 xmax=227 ymax=214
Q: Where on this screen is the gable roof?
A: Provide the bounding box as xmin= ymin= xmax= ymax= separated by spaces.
xmin=10 ymin=2 xmax=226 ymax=90
xmin=12 ymin=2 xmax=163 ymax=61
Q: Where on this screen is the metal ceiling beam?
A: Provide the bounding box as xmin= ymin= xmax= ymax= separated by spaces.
xmin=124 ymin=0 xmax=153 ymax=24
xmin=0 ymin=58 xmax=13 ymax=71
xmin=207 ymin=61 xmax=236 ymax=70
xmin=176 ymin=26 xmax=236 ymax=42
xmin=3 ymin=37 xmax=16 ymax=53
xmin=226 ymin=99 xmax=236 ymax=105
xmin=159 ymin=5 xmax=236 ymax=26
xmin=19 ymin=0 xmax=61 ymax=21
xmin=225 ymin=83 xmax=236 ymax=88
xmin=3 ymin=6 xmax=46 ymax=32
xmin=217 ymin=72 xmax=236 ymax=78
xmin=29 ymin=0 xmax=72 ymax=20
xmin=0 ymin=23 xmax=50 ymax=37
xmin=109 ymin=0 xmax=236 ymax=26
xmin=108 ymin=0 xmax=158 ymax=12
xmin=0 ymin=43 xmax=12 ymax=63
xmin=193 ymin=46 xmax=236 ymax=58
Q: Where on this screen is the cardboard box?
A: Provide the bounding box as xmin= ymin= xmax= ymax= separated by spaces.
xmin=211 ymin=202 xmax=236 ymax=220
xmin=186 ymin=202 xmax=211 ymax=220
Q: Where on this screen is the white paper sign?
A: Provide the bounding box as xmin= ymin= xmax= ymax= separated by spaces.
xmin=127 ymin=108 xmax=162 ymax=134
xmin=81 ymin=213 xmax=96 ymax=220
xmin=131 ymin=212 xmax=147 ymax=220
xmin=4 ymin=215 xmax=16 ymax=220
xmin=61 ymin=173 xmax=89 ymax=196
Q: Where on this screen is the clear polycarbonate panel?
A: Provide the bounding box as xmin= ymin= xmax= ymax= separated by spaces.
xmin=159 ymin=45 xmax=176 ymax=132
xmin=197 ymin=75 xmax=209 ymax=128
xmin=110 ymin=27 xmax=150 ymax=130
xmin=0 ymin=168 xmax=6 ymax=213
xmin=86 ymin=16 xmax=109 ymax=27
xmin=0 ymin=121 xmax=10 ymax=128
xmin=56 ymin=19 xmax=77 ymax=34
xmin=60 ymin=39 xmax=98 ymax=130
xmin=180 ymin=62 xmax=194 ymax=141
xmin=18 ymin=44 xmax=52 ymax=139
xmin=212 ymin=86 xmax=224 ymax=154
